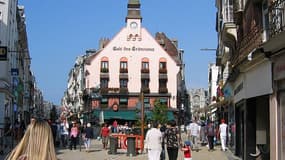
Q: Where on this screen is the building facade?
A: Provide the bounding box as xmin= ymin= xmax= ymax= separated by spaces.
xmin=77 ymin=0 xmax=188 ymax=123
xmin=215 ymin=0 xmax=285 ymax=159
xmin=207 ymin=63 xmax=219 ymax=121
xmin=0 ymin=1 xmax=42 ymax=130
xmin=188 ymin=88 xmax=208 ymax=121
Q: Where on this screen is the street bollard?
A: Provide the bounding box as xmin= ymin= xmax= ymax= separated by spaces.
xmin=127 ymin=136 xmax=136 ymax=157
xmin=108 ymin=136 xmax=118 ymax=155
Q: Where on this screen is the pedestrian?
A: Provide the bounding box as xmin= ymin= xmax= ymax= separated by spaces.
xmin=206 ymin=120 xmax=215 ymax=151
xmin=82 ymin=123 xmax=93 ymax=152
xmin=181 ymin=141 xmax=192 ymax=160
xmin=160 ymin=124 xmax=167 ymax=160
xmin=199 ymin=121 xmax=207 ymax=145
xmin=69 ymin=122 xmax=79 ymax=150
xmin=145 ymin=121 xmax=162 ymax=160
xmin=187 ymin=117 xmax=200 ymax=151
xmin=164 ymin=120 xmax=180 ymax=160
xmin=218 ymin=119 xmax=228 ymax=151
xmin=14 ymin=120 xmax=20 ymax=142
xmin=112 ymin=120 xmax=118 ymax=133
xmin=100 ymin=123 xmax=110 ymax=149
xmin=60 ymin=119 xmax=69 ymax=148
xmin=5 ymin=119 xmax=57 ymax=160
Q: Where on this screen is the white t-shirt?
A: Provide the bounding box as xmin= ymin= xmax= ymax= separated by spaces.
xmin=188 ymin=122 xmax=199 ymax=136
xmin=145 ymin=128 xmax=162 ymax=150
xmin=219 ymin=123 xmax=228 ymax=136
xmin=60 ymin=122 xmax=69 ymax=135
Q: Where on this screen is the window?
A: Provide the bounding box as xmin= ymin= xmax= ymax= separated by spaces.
xmin=141 ymin=79 xmax=149 ymax=88
xmin=120 ymin=79 xmax=128 ymax=88
xmin=159 ymin=79 xmax=167 ymax=88
xmin=120 ymin=61 xmax=127 ymax=69
xmin=160 ymin=98 xmax=167 ymax=105
xmin=141 ymin=61 xmax=149 ymax=73
xmin=101 ymin=57 xmax=109 ymax=72
xmin=101 ymin=61 xmax=108 ymax=69
xmin=100 ymin=79 xmax=108 ymax=88
xmin=144 ymin=98 xmax=150 ymax=108
xmin=142 ymin=62 xmax=149 ymax=69
xmin=119 ymin=97 xmax=128 ymax=105
xmin=101 ymin=97 xmax=108 ymax=108
xmin=159 ymin=62 xmax=167 ymax=69
xmin=101 ymin=98 xmax=108 ymax=104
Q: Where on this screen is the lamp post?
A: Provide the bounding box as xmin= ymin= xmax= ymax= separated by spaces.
xmin=140 ymin=92 xmax=144 ymax=153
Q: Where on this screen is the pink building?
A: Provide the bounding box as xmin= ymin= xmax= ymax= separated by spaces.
xmin=84 ymin=0 xmax=184 ymax=121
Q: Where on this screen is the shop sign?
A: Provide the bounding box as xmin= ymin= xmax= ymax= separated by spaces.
xmin=0 ymin=46 xmax=7 ymax=60
xmin=113 ymin=46 xmax=155 ymax=52
xmin=234 ymin=82 xmax=243 ymax=95
xmin=223 ymin=84 xmax=233 ymax=99
xmin=11 ymin=68 xmax=19 ymax=76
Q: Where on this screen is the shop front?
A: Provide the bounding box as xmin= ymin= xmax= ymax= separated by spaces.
xmin=233 ymin=60 xmax=272 ymax=159
xmin=272 ymin=54 xmax=285 ymax=160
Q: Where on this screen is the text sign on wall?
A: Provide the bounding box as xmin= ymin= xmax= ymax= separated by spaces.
xmin=113 ymin=46 xmax=155 ymax=52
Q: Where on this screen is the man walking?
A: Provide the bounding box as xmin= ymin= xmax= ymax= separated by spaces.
xmin=218 ymin=119 xmax=228 ymax=151
xmin=206 ymin=120 xmax=215 ymax=151
xmin=100 ymin=123 xmax=110 ymax=149
xmin=145 ymin=122 xmax=162 ymax=160
xmin=187 ymin=117 xmax=200 ymax=151
xmin=60 ymin=119 xmax=69 ymax=148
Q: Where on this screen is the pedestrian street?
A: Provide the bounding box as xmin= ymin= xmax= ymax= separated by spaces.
xmin=54 ymin=133 xmax=236 ymax=160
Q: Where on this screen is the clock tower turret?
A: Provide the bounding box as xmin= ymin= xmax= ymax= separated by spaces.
xmin=126 ymin=0 xmax=142 ymax=39
xmin=126 ymin=0 xmax=142 ymax=22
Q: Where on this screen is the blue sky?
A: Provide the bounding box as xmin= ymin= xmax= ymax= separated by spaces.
xmin=19 ymin=0 xmax=217 ymax=105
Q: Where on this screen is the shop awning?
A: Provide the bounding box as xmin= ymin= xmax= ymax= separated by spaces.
xmin=93 ymin=110 xmax=137 ymax=120
xmin=92 ymin=109 xmax=175 ymax=121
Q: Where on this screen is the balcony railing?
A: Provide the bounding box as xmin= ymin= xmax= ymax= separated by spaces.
xmin=100 ymin=68 xmax=109 ymax=73
xmin=269 ymin=0 xmax=285 ymax=38
xmin=119 ymin=87 xmax=128 ymax=94
xmin=141 ymin=68 xmax=149 ymax=73
xmin=100 ymin=88 xmax=109 ymax=94
xmin=159 ymin=87 xmax=168 ymax=93
xmin=120 ymin=68 xmax=128 ymax=73
xmin=141 ymin=87 xmax=150 ymax=93
xmin=159 ymin=68 xmax=167 ymax=74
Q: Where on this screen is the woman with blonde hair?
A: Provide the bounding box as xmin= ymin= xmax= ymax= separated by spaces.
xmin=5 ymin=119 xmax=57 ymax=160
